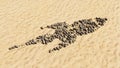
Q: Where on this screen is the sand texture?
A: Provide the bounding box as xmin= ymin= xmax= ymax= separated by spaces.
xmin=0 ymin=0 xmax=120 ymax=68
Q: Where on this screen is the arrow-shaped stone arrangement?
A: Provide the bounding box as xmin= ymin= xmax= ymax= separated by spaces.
xmin=9 ymin=17 xmax=107 ymax=53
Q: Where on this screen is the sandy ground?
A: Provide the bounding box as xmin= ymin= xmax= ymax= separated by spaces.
xmin=0 ymin=0 xmax=120 ymax=68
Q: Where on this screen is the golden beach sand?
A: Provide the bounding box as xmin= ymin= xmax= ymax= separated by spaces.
xmin=0 ymin=0 xmax=120 ymax=68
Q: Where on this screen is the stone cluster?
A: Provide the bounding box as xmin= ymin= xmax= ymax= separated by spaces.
xmin=8 ymin=17 xmax=107 ymax=53
xmin=48 ymin=17 xmax=107 ymax=53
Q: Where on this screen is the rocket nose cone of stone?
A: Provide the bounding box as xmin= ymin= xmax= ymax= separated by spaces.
xmin=95 ymin=17 xmax=108 ymax=26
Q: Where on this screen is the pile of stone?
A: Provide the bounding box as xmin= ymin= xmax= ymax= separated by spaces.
xmin=9 ymin=17 xmax=107 ymax=53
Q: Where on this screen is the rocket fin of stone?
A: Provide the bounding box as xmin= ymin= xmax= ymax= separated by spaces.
xmin=8 ymin=17 xmax=107 ymax=53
